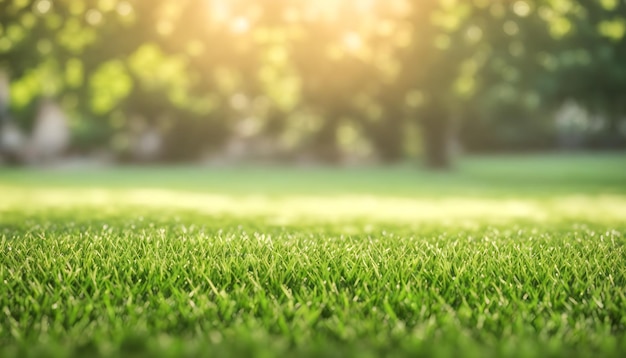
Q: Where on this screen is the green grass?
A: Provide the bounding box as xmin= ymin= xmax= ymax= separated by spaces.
xmin=2 ymin=153 xmax=626 ymax=196
xmin=1 ymin=154 xmax=626 ymax=357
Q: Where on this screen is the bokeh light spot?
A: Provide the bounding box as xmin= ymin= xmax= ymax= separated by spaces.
xmin=503 ymin=21 xmax=519 ymax=36
xmin=34 ymin=0 xmax=52 ymax=15
xmin=116 ymin=1 xmax=133 ymax=17
xmin=513 ymin=1 xmax=531 ymax=17
xmin=86 ymin=9 xmax=103 ymax=26
xmin=343 ymin=32 xmax=363 ymax=51
xmin=231 ymin=17 xmax=250 ymax=34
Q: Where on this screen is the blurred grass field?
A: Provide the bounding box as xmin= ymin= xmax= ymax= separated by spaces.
xmin=2 ymin=154 xmax=626 ymax=224
xmin=1 ymin=154 xmax=626 ymax=357
xmin=2 ymin=153 xmax=626 ymax=196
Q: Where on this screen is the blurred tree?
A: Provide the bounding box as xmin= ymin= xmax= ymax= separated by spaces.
xmin=382 ymin=0 xmax=477 ymax=168
xmin=461 ymin=0 xmax=626 ymax=152
xmin=459 ymin=0 xmax=555 ymax=153
xmin=1 ymin=0 xmax=624 ymax=165
xmin=545 ymin=0 xmax=626 ymax=148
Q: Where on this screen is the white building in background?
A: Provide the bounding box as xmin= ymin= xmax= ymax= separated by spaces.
xmin=131 ymin=126 xmax=162 ymax=162
xmin=0 ymin=71 xmax=8 ymax=114
xmin=554 ymin=100 xmax=589 ymax=149
xmin=0 ymin=72 xmax=72 ymax=165
xmin=29 ymin=99 xmax=70 ymax=163
xmin=0 ymin=121 xmax=26 ymax=158
xmin=0 ymin=71 xmax=25 ymax=163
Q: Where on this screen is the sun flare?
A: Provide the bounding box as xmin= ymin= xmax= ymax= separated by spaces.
xmin=202 ymin=0 xmax=410 ymax=29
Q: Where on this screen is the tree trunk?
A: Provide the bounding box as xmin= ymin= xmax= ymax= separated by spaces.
xmin=375 ymin=107 xmax=405 ymax=163
xmin=421 ymin=101 xmax=452 ymax=170
xmin=315 ymin=116 xmax=341 ymax=164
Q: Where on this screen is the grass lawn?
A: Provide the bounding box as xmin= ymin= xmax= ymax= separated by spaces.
xmin=1 ymin=154 xmax=626 ymax=357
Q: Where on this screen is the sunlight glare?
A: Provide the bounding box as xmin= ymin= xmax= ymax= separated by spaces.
xmin=4 ymin=186 xmax=626 ymax=225
xmin=343 ymin=32 xmax=363 ymax=51
xmin=231 ymin=16 xmax=250 ymax=34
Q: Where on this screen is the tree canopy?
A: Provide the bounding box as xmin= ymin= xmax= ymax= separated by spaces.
xmin=1 ymin=0 xmax=625 ymax=165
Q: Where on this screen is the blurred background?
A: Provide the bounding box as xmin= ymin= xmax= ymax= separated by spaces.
xmin=0 ymin=0 xmax=625 ymax=169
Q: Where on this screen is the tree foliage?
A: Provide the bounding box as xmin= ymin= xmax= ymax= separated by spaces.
xmin=1 ymin=0 xmax=624 ymax=165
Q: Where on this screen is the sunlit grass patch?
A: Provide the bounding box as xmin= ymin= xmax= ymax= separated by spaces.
xmin=1 ymin=157 xmax=626 ymax=357
xmin=2 ymin=185 xmax=626 ymax=225
xmin=1 ymin=209 xmax=625 ymax=358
